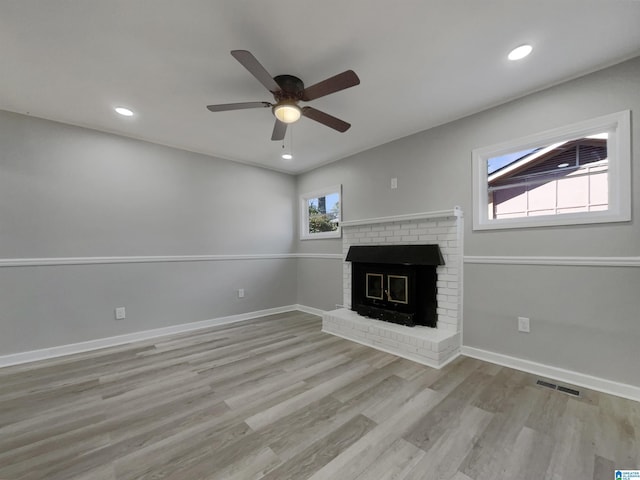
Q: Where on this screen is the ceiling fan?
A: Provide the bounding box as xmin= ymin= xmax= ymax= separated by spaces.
xmin=206 ymin=50 xmax=360 ymax=141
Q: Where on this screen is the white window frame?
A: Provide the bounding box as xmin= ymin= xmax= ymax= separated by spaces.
xmin=300 ymin=185 xmax=342 ymax=240
xmin=472 ymin=110 xmax=631 ymax=231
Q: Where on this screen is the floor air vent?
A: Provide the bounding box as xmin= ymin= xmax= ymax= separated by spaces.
xmin=556 ymin=385 xmax=580 ymax=397
xmin=535 ymin=379 xmax=581 ymax=397
xmin=536 ymin=380 xmax=557 ymax=390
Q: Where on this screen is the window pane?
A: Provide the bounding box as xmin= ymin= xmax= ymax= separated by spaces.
xmin=487 ymin=134 xmax=608 ymax=220
xmin=307 ymin=192 xmax=340 ymax=234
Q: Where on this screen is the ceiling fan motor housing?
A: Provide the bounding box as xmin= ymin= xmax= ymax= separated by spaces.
xmin=273 ymin=75 xmax=305 ymax=100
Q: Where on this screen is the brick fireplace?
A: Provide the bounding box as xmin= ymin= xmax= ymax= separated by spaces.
xmin=322 ymin=208 xmax=463 ymax=368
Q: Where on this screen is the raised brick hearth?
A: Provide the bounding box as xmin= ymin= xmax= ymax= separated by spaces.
xmin=322 ymin=208 xmax=463 ymax=368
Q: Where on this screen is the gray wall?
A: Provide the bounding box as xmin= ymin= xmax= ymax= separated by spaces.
xmin=296 ymin=57 xmax=640 ymax=387
xmin=3 ymin=56 xmax=639 ymax=387
xmin=0 ymin=110 xmax=297 ymax=355
xmin=296 ymin=257 xmax=343 ymax=311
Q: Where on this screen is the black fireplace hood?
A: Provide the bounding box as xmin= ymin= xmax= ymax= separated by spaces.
xmin=346 ymin=245 xmax=444 ymax=266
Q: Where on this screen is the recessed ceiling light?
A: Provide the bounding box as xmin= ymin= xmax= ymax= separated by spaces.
xmin=508 ymin=44 xmax=533 ymax=61
xmin=114 ymin=106 xmax=134 ymax=117
xmin=557 ymin=162 xmax=570 ymax=168
xmin=282 ymin=153 xmax=293 ymax=160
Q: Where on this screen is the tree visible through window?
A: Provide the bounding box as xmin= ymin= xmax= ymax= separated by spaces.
xmin=300 ymin=186 xmax=341 ymax=239
xmin=308 ymin=192 xmax=340 ymax=233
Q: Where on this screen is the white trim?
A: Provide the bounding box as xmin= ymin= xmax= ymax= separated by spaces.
xmin=472 ymin=110 xmax=631 ymax=231
xmin=464 ymin=255 xmax=640 ymax=267
xmin=457 ymin=214 xmax=465 ymax=346
xmin=0 ymin=253 xmax=343 ymax=268
xmin=341 ymin=207 xmax=462 ymax=228
xmin=0 ymin=305 xmax=328 ymax=368
xmin=295 ymin=253 xmax=343 ymax=260
xmin=462 ymin=346 xmax=640 ymax=403
xmin=294 ymin=304 xmax=327 ymax=316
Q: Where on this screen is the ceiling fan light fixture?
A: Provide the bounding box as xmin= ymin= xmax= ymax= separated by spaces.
xmin=273 ymin=102 xmax=301 ymax=124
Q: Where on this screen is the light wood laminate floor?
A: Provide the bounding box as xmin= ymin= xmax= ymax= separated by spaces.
xmin=0 ymin=312 xmax=638 ymax=480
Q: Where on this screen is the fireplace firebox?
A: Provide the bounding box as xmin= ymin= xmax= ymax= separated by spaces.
xmin=346 ymin=245 xmax=444 ymax=327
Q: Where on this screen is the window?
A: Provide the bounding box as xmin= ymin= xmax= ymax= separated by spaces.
xmin=300 ymin=185 xmax=341 ymax=239
xmin=472 ymin=110 xmax=631 ymax=230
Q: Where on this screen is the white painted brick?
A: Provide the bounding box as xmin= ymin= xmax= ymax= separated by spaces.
xmin=417 ymin=348 xmax=438 ymax=359
xmin=401 ymin=235 xmax=418 ymax=242
xmin=446 ymin=255 xmax=459 ymax=265
xmin=418 ymin=234 xmax=438 ymax=242
xmin=366 ymin=232 xmax=380 ymax=238
xmin=437 ymin=233 xmax=457 ymax=241
xmin=439 ymin=301 xmax=457 ymax=310
xmin=419 ymin=222 xmax=435 ymax=230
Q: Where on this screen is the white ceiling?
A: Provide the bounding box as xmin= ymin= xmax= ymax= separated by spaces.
xmin=1 ymin=1 xmax=639 ymax=174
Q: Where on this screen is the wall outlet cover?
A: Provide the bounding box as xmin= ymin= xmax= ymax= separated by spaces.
xmin=518 ymin=316 xmax=530 ymax=333
xmin=115 ymin=307 xmax=126 ymax=320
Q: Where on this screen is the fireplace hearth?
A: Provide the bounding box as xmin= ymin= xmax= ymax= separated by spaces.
xmin=346 ymin=245 xmax=444 ymax=327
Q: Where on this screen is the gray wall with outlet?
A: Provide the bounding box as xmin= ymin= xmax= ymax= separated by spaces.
xmin=295 ymin=57 xmax=640 ymax=387
xmin=2 ymin=58 xmax=639 ymax=389
xmin=0 ymin=110 xmax=297 ymax=354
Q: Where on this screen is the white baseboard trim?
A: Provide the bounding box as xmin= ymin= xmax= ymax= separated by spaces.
xmin=0 ymin=305 xmax=310 ymax=368
xmin=462 ymin=346 xmax=640 ymax=403
xmin=294 ymin=304 xmax=327 ymax=316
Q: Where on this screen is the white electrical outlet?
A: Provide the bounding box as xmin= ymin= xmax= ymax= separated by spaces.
xmin=115 ymin=307 xmax=126 ymax=320
xmin=518 ymin=316 xmax=530 ymax=333
xmin=391 ymin=177 xmax=398 ymax=189
xmin=238 ymin=288 xmax=245 ymax=298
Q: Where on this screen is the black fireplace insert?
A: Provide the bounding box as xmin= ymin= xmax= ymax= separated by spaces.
xmin=346 ymin=245 xmax=444 ymax=327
